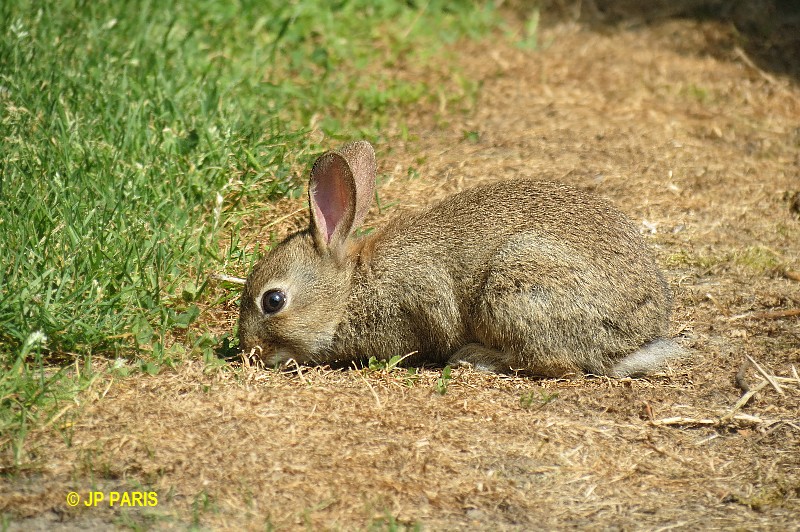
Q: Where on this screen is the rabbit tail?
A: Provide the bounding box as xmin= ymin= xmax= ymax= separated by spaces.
xmin=610 ymin=339 xmax=686 ymax=377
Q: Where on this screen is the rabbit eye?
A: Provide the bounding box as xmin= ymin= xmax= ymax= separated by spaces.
xmin=260 ymin=289 xmax=286 ymax=315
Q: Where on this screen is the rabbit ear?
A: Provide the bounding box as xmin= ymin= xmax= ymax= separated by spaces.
xmin=336 ymin=140 xmax=376 ymax=227
xmin=308 ymin=141 xmax=376 ymax=254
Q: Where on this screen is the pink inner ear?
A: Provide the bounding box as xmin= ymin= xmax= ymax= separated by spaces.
xmin=311 ymin=162 xmax=350 ymax=244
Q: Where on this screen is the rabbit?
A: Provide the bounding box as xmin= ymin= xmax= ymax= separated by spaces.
xmin=238 ymin=140 xmax=685 ymax=377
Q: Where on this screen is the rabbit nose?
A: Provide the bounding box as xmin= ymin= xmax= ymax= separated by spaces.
xmin=238 ymin=332 xmax=258 ymax=356
xmin=240 ymin=341 xmax=265 ymax=359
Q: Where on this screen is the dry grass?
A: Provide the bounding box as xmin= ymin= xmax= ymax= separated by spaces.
xmin=3 ymin=16 xmax=800 ymax=531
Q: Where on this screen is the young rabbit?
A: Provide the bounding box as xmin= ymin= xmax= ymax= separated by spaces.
xmin=238 ymin=141 xmax=684 ymax=377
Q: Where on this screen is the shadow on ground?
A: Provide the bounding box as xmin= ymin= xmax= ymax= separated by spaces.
xmin=521 ymin=0 xmax=800 ymax=82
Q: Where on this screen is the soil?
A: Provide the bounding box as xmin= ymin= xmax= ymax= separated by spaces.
xmin=2 ymin=9 xmax=799 ymax=532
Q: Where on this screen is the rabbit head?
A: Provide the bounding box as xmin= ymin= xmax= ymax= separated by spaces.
xmin=238 ymin=141 xmax=376 ymax=366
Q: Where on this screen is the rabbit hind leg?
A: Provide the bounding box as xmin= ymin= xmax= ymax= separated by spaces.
xmin=447 ymin=343 xmax=513 ymax=373
xmin=448 ymin=343 xmax=583 ymax=378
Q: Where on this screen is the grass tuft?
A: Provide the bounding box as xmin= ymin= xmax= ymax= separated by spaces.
xmin=0 ymin=0 xmax=503 ymax=462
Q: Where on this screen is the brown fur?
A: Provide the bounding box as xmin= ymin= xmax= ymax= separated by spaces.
xmin=239 ymin=141 xmax=681 ymax=377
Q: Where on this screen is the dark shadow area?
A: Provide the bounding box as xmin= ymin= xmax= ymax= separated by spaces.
xmin=215 ymin=335 xmax=242 ymax=361
xmin=513 ymin=0 xmax=800 ymax=83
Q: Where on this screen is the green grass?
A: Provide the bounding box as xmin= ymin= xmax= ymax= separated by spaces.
xmin=666 ymin=246 xmax=784 ymax=276
xmin=435 ymin=365 xmax=452 ymax=395
xmin=0 ymin=0 xmax=502 ymax=463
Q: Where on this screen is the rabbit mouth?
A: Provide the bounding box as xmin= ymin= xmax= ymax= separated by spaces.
xmin=263 ymin=348 xmax=293 ymax=367
xmin=240 ymin=343 xmax=291 ymax=366
xmin=241 ymin=342 xmax=321 ymax=369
